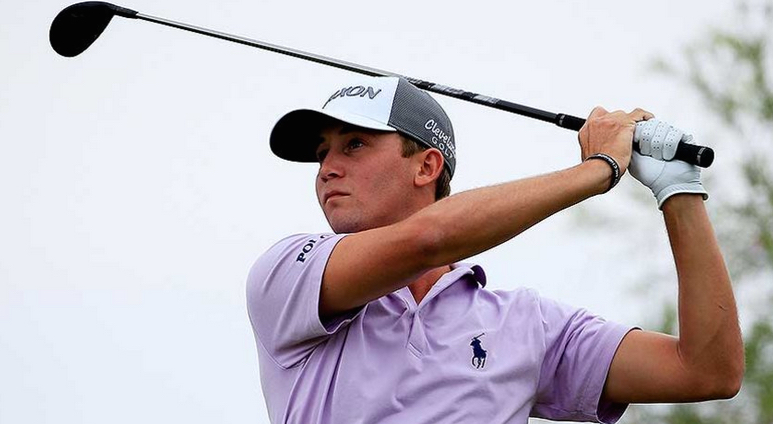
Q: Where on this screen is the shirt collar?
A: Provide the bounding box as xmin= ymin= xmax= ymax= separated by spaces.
xmin=449 ymin=262 xmax=487 ymax=288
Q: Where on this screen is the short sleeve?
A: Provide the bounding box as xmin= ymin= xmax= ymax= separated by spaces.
xmin=530 ymin=295 xmax=637 ymax=423
xmin=246 ymin=233 xmax=363 ymax=369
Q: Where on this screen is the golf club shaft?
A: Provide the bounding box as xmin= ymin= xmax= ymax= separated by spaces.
xmin=112 ymin=7 xmax=714 ymax=167
xmin=136 ymin=13 xmax=574 ymax=128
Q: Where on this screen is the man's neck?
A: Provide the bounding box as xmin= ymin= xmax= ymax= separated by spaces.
xmin=408 ymin=265 xmax=452 ymax=305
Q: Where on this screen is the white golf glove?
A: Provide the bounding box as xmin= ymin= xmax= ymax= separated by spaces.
xmin=629 ymin=119 xmax=709 ymax=210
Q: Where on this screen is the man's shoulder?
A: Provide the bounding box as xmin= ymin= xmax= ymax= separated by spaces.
xmin=472 ymin=285 xmax=544 ymax=319
xmin=252 ymin=232 xmax=343 ymax=269
xmin=260 ymin=232 xmax=331 ymax=253
xmin=247 ymin=233 xmax=341 ymax=291
xmin=491 ymin=286 xmax=542 ymax=304
xmin=269 ymin=232 xmax=331 ymax=248
xmin=498 ymin=287 xmax=581 ymax=315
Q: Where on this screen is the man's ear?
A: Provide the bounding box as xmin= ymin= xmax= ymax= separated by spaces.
xmin=414 ymin=148 xmax=445 ymax=189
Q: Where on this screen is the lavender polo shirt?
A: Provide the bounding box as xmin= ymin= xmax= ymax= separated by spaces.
xmin=246 ymin=233 xmax=636 ymax=424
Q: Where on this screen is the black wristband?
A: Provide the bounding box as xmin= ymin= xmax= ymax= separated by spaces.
xmin=585 ymin=153 xmax=621 ymax=193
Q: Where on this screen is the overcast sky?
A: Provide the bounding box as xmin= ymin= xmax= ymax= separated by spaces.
xmin=1 ymin=0 xmax=741 ymax=423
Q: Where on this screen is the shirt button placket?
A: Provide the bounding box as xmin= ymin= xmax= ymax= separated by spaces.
xmin=407 ymin=311 xmax=428 ymax=357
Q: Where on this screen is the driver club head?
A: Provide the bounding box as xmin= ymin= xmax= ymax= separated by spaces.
xmin=50 ymin=2 xmax=137 ymax=57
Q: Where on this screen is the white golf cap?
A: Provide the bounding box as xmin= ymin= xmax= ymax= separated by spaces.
xmin=270 ymin=76 xmax=457 ymax=177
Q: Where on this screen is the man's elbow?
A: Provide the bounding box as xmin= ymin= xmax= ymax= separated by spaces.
xmin=720 ymin=361 xmax=745 ymax=399
xmin=709 ymin=377 xmax=742 ymax=400
xmin=704 ymin=359 xmax=745 ymax=400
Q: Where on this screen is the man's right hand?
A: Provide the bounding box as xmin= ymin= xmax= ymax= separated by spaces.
xmin=577 ymin=107 xmax=655 ymax=176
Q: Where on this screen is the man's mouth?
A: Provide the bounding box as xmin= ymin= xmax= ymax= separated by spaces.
xmin=324 ymin=191 xmax=349 ymax=204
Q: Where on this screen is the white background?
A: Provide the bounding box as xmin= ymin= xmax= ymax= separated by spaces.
xmin=1 ymin=0 xmax=739 ymax=422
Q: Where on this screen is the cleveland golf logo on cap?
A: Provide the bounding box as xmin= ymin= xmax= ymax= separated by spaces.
xmin=323 ymin=85 xmax=383 ymax=108
xmin=425 ymin=119 xmax=456 ymax=159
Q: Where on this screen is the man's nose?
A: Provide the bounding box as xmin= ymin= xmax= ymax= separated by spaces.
xmin=318 ymin=154 xmax=344 ymax=183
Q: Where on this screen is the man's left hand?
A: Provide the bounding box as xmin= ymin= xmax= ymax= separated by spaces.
xmin=629 ymin=120 xmax=709 ymax=209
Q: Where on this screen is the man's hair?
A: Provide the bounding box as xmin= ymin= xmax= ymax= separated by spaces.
xmin=399 ymin=134 xmax=452 ymax=200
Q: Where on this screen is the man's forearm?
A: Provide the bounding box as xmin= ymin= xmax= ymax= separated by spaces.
xmin=663 ymin=195 xmax=745 ymax=393
xmin=413 ymin=159 xmax=612 ymax=268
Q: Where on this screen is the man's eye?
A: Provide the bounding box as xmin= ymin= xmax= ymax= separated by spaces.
xmin=316 ymin=149 xmax=328 ymax=163
xmin=347 ymin=139 xmax=364 ymax=150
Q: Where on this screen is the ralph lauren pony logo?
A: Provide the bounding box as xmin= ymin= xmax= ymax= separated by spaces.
xmin=470 ymin=333 xmax=487 ymax=369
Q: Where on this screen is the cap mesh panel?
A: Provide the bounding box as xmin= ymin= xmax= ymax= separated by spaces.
xmin=389 ymin=78 xmax=456 ymax=176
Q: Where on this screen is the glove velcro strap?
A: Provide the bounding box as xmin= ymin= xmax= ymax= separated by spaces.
xmin=657 ymin=184 xmax=709 ymax=210
xmin=585 ymin=153 xmax=621 ymax=193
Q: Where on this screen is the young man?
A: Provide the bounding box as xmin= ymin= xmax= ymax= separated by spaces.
xmin=247 ymin=76 xmax=744 ymax=423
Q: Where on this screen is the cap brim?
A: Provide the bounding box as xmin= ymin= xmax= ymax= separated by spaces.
xmin=270 ymin=108 xmax=396 ymax=163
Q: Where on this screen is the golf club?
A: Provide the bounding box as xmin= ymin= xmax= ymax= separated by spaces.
xmin=50 ymin=1 xmax=715 ymax=167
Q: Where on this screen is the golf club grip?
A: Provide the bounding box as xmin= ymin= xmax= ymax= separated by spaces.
xmin=555 ymin=114 xmax=714 ymax=168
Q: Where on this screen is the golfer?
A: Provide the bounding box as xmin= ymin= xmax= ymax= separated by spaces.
xmin=246 ymin=76 xmax=743 ymax=423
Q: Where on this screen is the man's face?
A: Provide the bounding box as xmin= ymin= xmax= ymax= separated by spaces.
xmin=315 ymin=123 xmax=418 ymax=234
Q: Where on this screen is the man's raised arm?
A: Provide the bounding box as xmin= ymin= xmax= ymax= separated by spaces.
xmin=602 ymin=122 xmax=744 ymax=403
xmin=602 ymin=195 xmax=744 ymax=402
xmin=320 ymin=107 xmax=652 ymax=319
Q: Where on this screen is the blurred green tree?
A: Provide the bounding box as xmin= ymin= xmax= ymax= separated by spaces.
xmin=626 ymin=1 xmax=773 ymax=423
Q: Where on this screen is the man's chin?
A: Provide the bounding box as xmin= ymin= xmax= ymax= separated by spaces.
xmin=330 ymin=221 xmax=368 ymax=234
xmin=327 ymin=214 xmax=376 ymax=234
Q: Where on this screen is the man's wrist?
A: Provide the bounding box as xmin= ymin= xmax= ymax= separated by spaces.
xmin=661 ymin=192 xmax=706 ymax=213
xmin=580 ymin=158 xmax=617 ymax=195
xmin=583 ymin=154 xmax=621 ymax=194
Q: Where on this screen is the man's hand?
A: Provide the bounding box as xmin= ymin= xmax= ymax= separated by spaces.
xmin=629 ymin=120 xmax=709 ymax=209
xmin=577 ymin=107 xmax=654 ymax=176
xmin=634 ymin=119 xmax=683 ymax=160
